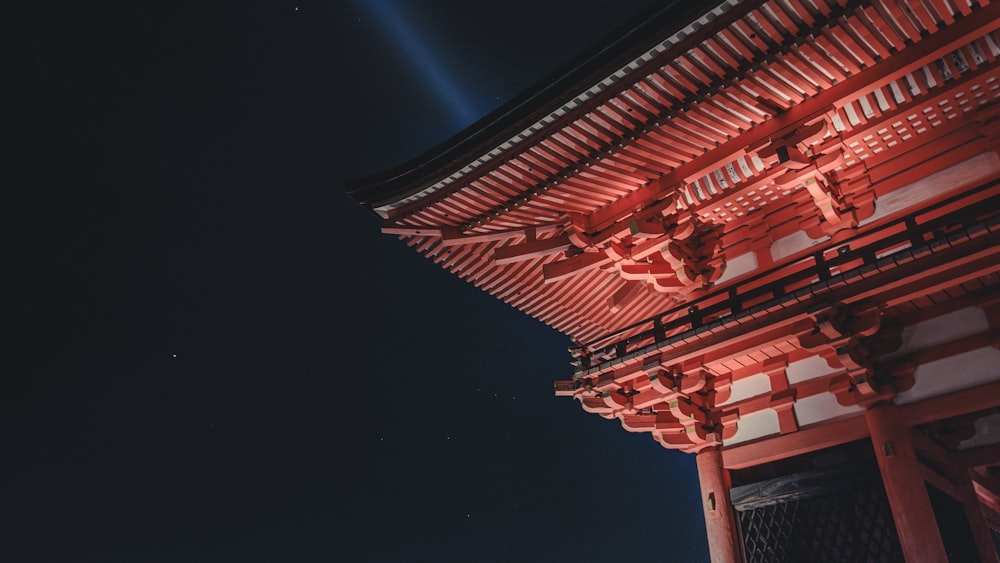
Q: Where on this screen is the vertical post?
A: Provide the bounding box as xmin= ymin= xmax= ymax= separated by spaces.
xmin=960 ymin=469 xmax=1000 ymax=563
xmin=866 ymin=405 xmax=948 ymax=563
xmin=696 ymin=447 xmax=740 ymax=563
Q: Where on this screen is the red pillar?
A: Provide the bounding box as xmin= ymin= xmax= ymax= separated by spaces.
xmin=960 ymin=469 xmax=1000 ymax=563
xmin=696 ymin=447 xmax=740 ymax=563
xmin=866 ymin=405 xmax=948 ymax=563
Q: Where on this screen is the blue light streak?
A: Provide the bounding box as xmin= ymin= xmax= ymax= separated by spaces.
xmin=358 ymin=0 xmax=481 ymax=130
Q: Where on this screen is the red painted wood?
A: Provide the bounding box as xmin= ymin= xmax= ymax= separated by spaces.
xmin=866 ymin=405 xmax=949 ymax=563
xmin=696 ymin=448 xmax=741 ymax=563
xmin=358 ymin=8 xmax=1000 ymax=519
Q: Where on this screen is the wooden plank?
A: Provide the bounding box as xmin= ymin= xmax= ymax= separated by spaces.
xmin=493 ymin=234 xmax=572 ymax=265
xmin=902 ymin=380 xmax=1000 ymax=425
xmin=541 ymin=251 xmax=611 ymax=283
xmin=722 ymin=415 xmax=869 ymax=469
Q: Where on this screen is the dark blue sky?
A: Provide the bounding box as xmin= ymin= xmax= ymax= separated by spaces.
xmin=12 ymin=1 xmax=708 ymax=561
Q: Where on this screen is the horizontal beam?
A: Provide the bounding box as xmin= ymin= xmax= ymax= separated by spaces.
xmin=381 ymin=226 xmax=442 ymax=237
xmin=580 ymin=187 xmax=1000 ymax=371
xmin=722 ymin=415 xmax=869 ymax=470
xmin=542 ymin=251 xmax=610 ymax=282
xmin=902 ymin=380 xmax=1000 ymax=426
xmin=493 ymin=234 xmax=572 ymax=265
xmin=440 ymin=224 xmax=565 ymax=246
xmin=956 ymin=442 xmax=1000 ymax=469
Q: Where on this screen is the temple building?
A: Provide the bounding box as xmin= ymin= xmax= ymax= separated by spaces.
xmin=346 ymin=0 xmax=1000 ymax=560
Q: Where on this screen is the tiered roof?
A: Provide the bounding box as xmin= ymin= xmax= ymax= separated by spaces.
xmin=348 ymin=0 xmax=1000 ymax=454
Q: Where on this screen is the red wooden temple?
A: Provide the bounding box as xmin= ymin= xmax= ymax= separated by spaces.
xmin=347 ymin=1 xmax=1000 ymax=560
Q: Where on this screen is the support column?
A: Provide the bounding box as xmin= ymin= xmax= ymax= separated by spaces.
xmin=696 ymin=447 xmax=740 ymax=563
xmin=866 ymin=405 xmax=948 ymax=563
xmin=960 ymin=469 xmax=1000 ymax=563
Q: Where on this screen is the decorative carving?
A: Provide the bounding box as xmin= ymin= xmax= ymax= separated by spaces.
xmin=545 ymin=189 xmax=728 ymax=302
xmin=569 ymin=358 xmax=741 ymax=452
xmin=602 ymin=215 xmax=726 ymax=298
xmin=797 ymin=304 xmax=903 ymax=407
xmin=751 ymin=118 xmax=876 ymax=239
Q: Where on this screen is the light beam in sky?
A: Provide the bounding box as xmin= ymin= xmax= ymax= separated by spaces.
xmin=359 ymin=0 xmax=481 ymax=130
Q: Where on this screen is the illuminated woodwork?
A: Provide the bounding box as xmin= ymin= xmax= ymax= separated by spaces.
xmin=348 ymin=1 xmax=1000 ymax=560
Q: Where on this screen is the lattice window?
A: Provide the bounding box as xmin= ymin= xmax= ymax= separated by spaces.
xmin=737 ymin=484 xmax=904 ymax=562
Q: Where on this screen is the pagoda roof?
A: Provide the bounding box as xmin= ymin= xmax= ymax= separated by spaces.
xmin=345 ymin=1 xmax=724 ymax=210
xmin=345 ymin=0 xmax=1000 ymax=360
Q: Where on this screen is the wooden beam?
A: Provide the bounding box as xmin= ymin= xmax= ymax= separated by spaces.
xmin=842 ymin=223 xmax=1000 ymax=309
xmin=880 ymin=328 xmax=1000 ymax=380
xmin=962 ymin=466 xmax=1000 ymax=563
xmin=909 ymin=427 xmax=961 ymax=480
xmin=439 ymin=224 xmax=564 ymax=246
xmin=493 ymin=234 xmax=572 ymax=265
xmin=541 ymin=251 xmax=610 ymax=283
xmin=867 ymin=405 xmax=949 ymax=563
xmin=583 ymin=3 xmax=1000 ymax=239
xmin=722 ymin=415 xmax=869 ymax=470
xmin=608 ymin=280 xmax=646 ymax=314
xmin=972 ymin=467 xmax=1000 ymax=529
xmin=955 ymin=442 xmax=1000 ymax=469
xmin=902 ymin=381 xmax=1000 ymax=426
xmin=919 ymin=462 xmax=960 ymax=500
xmin=584 ymin=205 xmax=1000 ymax=379
xmin=380 ymin=226 xmax=442 ymax=237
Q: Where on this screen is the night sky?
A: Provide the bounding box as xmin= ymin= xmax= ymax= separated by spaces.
xmin=13 ymin=1 xmax=708 ymax=561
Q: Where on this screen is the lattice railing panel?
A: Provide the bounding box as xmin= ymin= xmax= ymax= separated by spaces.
xmin=737 ymin=485 xmax=903 ymax=563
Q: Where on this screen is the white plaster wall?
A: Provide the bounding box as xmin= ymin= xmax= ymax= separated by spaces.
xmin=770 ymin=230 xmax=828 ymax=261
xmin=786 ymin=354 xmax=840 ymax=384
xmin=724 ymin=408 xmax=780 ymax=446
xmin=882 ymin=306 xmax=989 ymax=359
xmin=793 ymin=392 xmax=864 ymax=427
xmin=718 ymin=372 xmax=771 ymax=406
xmin=766 ymin=152 xmax=999 ymax=264
xmin=861 ymin=152 xmax=1000 ymax=226
xmin=714 ymin=251 xmax=757 ymax=285
xmin=894 ymin=347 xmax=1000 ymax=405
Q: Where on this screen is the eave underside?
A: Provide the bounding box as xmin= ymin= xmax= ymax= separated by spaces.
xmin=352 ymin=1 xmax=1000 ymax=513
xmin=372 ymin=0 xmax=1000 ymax=354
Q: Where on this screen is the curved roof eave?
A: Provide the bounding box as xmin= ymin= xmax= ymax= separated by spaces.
xmin=344 ymin=0 xmax=730 ymax=214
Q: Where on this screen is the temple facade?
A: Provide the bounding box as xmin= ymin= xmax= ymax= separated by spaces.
xmin=347 ymin=1 xmax=1000 ymax=560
